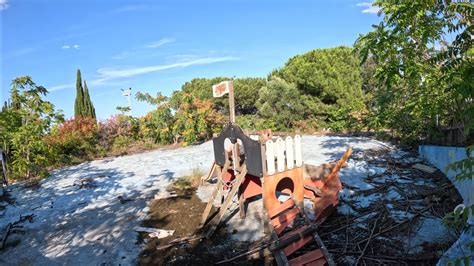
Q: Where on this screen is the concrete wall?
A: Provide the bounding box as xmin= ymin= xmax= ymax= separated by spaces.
xmin=418 ymin=145 xmax=473 ymax=218
xmin=419 ymin=145 xmax=474 ymax=265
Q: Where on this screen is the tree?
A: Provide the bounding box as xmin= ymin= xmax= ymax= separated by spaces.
xmin=355 ymin=2 xmax=473 ymax=263
xmin=256 ymin=77 xmax=306 ymax=130
xmin=355 ymin=0 xmax=473 ymax=142
xmin=2 ymin=76 xmax=62 ymax=179
xmin=74 ymin=69 xmax=96 ymax=120
xmin=74 ymin=69 xmax=85 ymax=118
xmin=274 ymin=46 xmax=366 ymax=130
xmin=170 ymin=91 xmax=224 ymax=145
xmin=180 ymin=77 xmax=267 ymax=115
xmin=136 ymin=92 xmax=175 ymax=144
xmin=83 ymin=80 xmax=96 ymax=120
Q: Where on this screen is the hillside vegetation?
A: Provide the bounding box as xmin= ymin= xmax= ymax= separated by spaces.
xmin=1 ymin=1 xmax=472 ymax=182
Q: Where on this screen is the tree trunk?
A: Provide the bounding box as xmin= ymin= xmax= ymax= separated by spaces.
xmin=1 ymin=149 xmax=8 ymax=186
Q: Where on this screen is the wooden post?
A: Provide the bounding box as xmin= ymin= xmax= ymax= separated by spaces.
xmin=228 ymin=80 xmax=235 ymax=124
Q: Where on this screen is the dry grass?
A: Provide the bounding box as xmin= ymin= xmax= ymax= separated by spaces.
xmin=170 ymin=167 xmax=205 ymax=191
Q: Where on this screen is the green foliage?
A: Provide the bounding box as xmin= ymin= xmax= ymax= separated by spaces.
xmin=116 ymin=106 xmax=131 ymax=113
xmin=256 ymin=77 xmax=306 ymax=130
xmin=82 ymin=81 xmax=96 ymax=120
xmin=140 ymin=107 xmax=175 ymax=144
xmin=74 ymin=69 xmax=96 ymax=120
xmin=48 ymin=117 xmax=99 ymax=164
xmin=74 ymin=69 xmax=84 ymax=118
xmin=355 ymin=0 xmax=473 ymax=143
xmin=2 ymin=76 xmax=62 ymax=179
xmin=275 ymin=46 xmax=366 ymax=131
xmin=353 ymin=2 xmax=472 ymax=265
xmin=179 ymin=77 xmax=266 ymax=115
xmin=171 ymin=92 xmax=224 ymax=145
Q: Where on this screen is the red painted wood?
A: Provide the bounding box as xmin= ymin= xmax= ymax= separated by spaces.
xmin=271 ymin=207 xmax=300 ymax=235
xmin=267 ymin=198 xmax=295 ymax=219
xmin=289 ymin=249 xmax=325 ymax=266
xmin=241 ymin=174 xmax=263 ymax=200
xmin=277 ymin=225 xmax=313 ymax=257
xmin=283 ymin=235 xmax=313 ymax=257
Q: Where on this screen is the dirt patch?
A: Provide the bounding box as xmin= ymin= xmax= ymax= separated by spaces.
xmin=137 ymin=189 xmax=264 ymax=265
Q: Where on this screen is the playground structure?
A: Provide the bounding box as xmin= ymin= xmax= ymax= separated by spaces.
xmin=199 ymin=123 xmax=352 ymax=265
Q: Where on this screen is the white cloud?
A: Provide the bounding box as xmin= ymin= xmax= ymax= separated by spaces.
xmin=356 ymin=2 xmax=380 ymax=14
xmin=112 ymin=38 xmax=174 ymax=60
xmin=111 ymin=5 xmax=146 ymax=13
xmin=61 ymin=44 xmax=80 ymax=50
xmin=0 ymin=0 xmax=9 ymax=11
xmin=49 ymin=83 xmax=74 ymax=92
xmin=96 ymin=56 xmax=239 ymax=82
xmin=49 ymin=56 xmax=239 ymax=92
xmin=111 ymin=51 xmax=132 ymax=60
xmin=145 ymin=38 xmax=175 ymax=48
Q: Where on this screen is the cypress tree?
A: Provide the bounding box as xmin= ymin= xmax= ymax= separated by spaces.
xmin=83 ymin=80 xmax=96 ymax=120
xmin=74 ymin=69 xmax=85 ymax=118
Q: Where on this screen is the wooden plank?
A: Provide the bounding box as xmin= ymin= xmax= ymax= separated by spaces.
xmin=281 ymin=229 xmax=313 ymax=257
xmin=292 ymin=195 xmax=335 ymax=266
xmin=267 ymin=198 xmax=295 ymax=219
xmin=199 ymin=162 xmax=229 ymax=228
xmin=412 ymin=163 xmax=437 ymax=174
xmin=201 ymin=160 xmax=216 ymax=183
xmin=262 ymin=209 xmax=289 ymax=266
xmin=238 ymin=190 xmax=246 ymax=219
xmin=205 ymin=165 xmax=247 ymax=238
xmin=272 ymin=207 xmax=300 ymax=236
xmin=289 ymin=249 xmax=325 ymax=266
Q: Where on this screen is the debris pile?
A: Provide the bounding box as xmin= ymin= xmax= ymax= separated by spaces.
xmin=319 ymin=148 xmax=462 ymax=265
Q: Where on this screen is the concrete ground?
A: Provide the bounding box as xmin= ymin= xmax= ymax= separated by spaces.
xmin=0 ymin=135 xmax=457 ymax=265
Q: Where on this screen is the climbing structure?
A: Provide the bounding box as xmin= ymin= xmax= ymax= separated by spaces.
xmin=200 ymin=123 xmax=351 ymax=265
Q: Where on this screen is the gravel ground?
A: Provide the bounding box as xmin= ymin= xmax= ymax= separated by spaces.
xmin=0 ymin=135 xmax=458 ymax=265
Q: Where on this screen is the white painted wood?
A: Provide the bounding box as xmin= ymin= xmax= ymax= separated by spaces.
xmin=276 ymin=138 xmax=285 ymax=172
xmin=295 ymin=135 xmax=302 ymax=167
xmin=265 ymin=140 xmax=275 ymax=175
xmin=285 ymin=136 xmax=294 ymax=169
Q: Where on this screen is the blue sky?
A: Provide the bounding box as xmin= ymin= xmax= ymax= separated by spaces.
xmin=1 ymin=0 xmax=381 ymax=120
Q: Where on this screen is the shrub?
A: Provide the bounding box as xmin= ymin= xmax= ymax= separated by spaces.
xmin=170 ymin=167 xmax=204 ymax=191
xmin=139 ymin=107 xmax=174 ymax=145
xmin=47 ymin=117 xmax=99 ymax=164
xmin=99 ymin=114 xmax=140 ymax=150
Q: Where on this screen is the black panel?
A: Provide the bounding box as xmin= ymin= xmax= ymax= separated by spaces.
xmin=213 ymin=124 xmax=264 ymax=177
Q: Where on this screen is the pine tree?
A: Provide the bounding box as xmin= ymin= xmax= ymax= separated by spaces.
xmin=74 ymin=69 xmax=85 ymax=118
xmin=83 ymin=80 xmax=96 ymax=120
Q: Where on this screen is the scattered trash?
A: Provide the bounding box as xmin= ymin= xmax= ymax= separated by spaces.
xmin=73 ymin=177 xmax=97 ymax=189
xmin=134 ymin=226 xmax=174 ymax=239
xmin=117 ymin=196 xmax=134 ymax=204
xmin=0 ymin=213 xmax=36 ymax=250
xmin=154 ymin=191 xmax=177 ymax=200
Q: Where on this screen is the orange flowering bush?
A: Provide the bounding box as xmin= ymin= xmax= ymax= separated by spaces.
xmin=47 ymin=117 xmax=99 ymax=163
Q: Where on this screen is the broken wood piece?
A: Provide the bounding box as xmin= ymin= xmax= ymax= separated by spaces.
xmin=133 ymin=226 xmax=174 ymax=239
xmin=156 ymin=235 xmax=204 ymax=251
xmin=117 ymin=196 xmax=133 ymax=204
xmin=412 ymin=164 xmax=437 ymax=174
xmin=0 ymin=223 xmax=12 ymax=250
xmin=154 ymin=191 xmax=177 ymax=200
xmin=201 ymin=160 xmax=216 ymax=184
